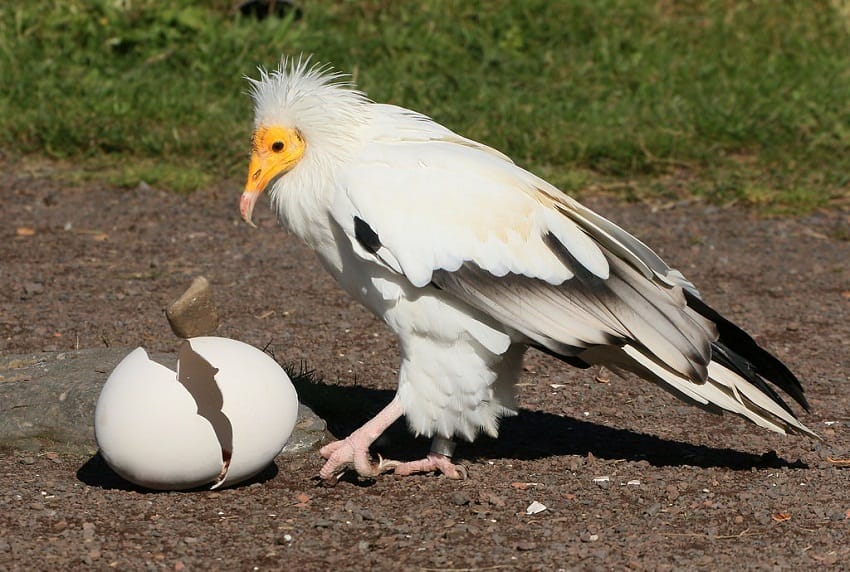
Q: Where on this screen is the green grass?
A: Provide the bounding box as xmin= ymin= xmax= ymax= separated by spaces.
xmin=1 ymin=0 xmax=849 ymax=210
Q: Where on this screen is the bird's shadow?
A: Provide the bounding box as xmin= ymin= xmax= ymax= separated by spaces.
xmin=293 ymin=375 xmax=807 ymax=471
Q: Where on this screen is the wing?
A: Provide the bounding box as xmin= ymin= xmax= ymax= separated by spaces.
xmin=330 ymin=130 xmax=715 ymax=382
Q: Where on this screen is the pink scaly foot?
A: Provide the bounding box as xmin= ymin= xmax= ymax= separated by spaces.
xmin=392 ymin=436 xmax=468 ymax=479
xmin=318 ymin=397 xmax=404 ymax=480
xmin=392 ymin=453 xmax=467 ymax=479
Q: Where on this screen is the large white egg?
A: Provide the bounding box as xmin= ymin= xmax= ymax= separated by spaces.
xmin=94 ymin=337 xmax=299 ymax=490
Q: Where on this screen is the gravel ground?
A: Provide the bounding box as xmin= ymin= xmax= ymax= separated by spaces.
xmin=2 ymin=167 xmax=850 ymax=570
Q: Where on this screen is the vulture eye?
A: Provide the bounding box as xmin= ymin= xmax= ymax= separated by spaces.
xmin=271 ymin=141 xmax=285 ymax=153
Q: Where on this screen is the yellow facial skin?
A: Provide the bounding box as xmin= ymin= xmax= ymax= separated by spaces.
xmin=240 ymin=126 xmax=306 ymax=226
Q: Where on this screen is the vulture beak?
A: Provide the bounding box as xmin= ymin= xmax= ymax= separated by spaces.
xmin=240 ymin=153 xmax=264 ymax=228
xmin=241 ymin=126 xmax=306 ymax=227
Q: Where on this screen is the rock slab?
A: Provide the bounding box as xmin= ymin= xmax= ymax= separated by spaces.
xmin=0 ymin=348 xmax=327 ymax=456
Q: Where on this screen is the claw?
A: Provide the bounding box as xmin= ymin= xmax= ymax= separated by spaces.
xmin=314 ymin=400 xmax=470 ymax=481
xmin=449 ymin=463 xmax=469 ymax=481
xmin=317 ymin=397 xmax=406 ymax=480
xmin=318 ymin=439 xmax=403 ymax=480
xmin=375 ymin=454 xmax=401 ymax=474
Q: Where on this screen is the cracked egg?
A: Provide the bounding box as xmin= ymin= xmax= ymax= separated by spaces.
xmin=94 ymin=337 xmax=298 ymax=490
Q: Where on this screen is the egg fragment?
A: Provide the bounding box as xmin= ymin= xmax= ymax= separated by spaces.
xmin=94 ymin=337 xmax=299 ymax=490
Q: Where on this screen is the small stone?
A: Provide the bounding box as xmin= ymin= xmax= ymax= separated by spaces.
xmin=451 ymin=491 xmax=471 ymax=506
xmin=23 ymin=282 xmax=45 ymax=297
xmin=166 ymin=276 xmax=219 ymax=338
xmin=666 ymin=484 xmax=680 ymax=501
xmin=593 ymin=476 xmax=610 ymax=488
xmin=644 ymin=503 xmax=662 ymax=517
xmin=357 ymin=508 xmax=376 ymax=521
xmin=567 ymin=457 xmax=583 ymax=472
xmin=53 ymin=520 xmax=69 ymax=532
xmin=479 ymin=491 xmax=506 ymax=507
xmin=526 ymin=500 xmax=547 ymax=515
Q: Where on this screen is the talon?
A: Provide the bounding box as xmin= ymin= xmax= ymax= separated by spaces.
xmin=447 ymin=463 xmax=468 ymax=480
xmin=318 ymin=438 xmax=403 ymax=479
xmin=317 ymin=398 xmax=406 ymax=480
xmin=376 ymin=454 xmax=401 ymax=474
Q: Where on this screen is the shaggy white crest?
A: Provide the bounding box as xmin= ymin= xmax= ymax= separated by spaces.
xmin=247 ymin=56 xmax=370 ymax=167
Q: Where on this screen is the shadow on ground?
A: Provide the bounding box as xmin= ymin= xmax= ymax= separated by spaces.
xmin=76 ymin=453 xmax=280 ymax=491
xmin=293 ymin=376 xmax=806 ymax=472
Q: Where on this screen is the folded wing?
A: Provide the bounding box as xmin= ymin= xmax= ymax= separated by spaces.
xmin=329 ymin=127 xmax=815 ymax=438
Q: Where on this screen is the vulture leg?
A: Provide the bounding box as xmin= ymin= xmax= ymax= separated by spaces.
xmin=318 ymin=397 xmax=404 ymax=479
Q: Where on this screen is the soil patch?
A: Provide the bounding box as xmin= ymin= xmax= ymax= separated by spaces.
xmin=2 ymin=172 xmax=850 ymax=569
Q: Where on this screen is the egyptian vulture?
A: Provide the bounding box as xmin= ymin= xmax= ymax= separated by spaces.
xmin=240 ymin=58 xmax=815 ymax=480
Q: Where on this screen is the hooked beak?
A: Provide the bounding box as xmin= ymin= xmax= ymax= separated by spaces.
xmin=240 ymin=189 xmax=260 ymax=228
xmin=240 ymin=151 xmax=269 ymax=228
xmin=240 ymin=126 xmax=306 ymax=228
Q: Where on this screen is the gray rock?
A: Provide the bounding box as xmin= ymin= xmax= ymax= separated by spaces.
xmin=166 ymin=276 xmax=219 ymax=338
xmin=0 ymin=348 xmax=328 ymax=457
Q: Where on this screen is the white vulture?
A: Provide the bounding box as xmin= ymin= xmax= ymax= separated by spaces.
xmin=240 ymin=58 xmax=816 ymax=480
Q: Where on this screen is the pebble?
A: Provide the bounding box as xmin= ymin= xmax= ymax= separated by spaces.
xmin=23 ymin=282 xmax=44 ymax=297
xmin=526 ymin=501 xmax=547 ymax=515
xmin=82 ymin=522 xmax=96 ymax=538
xmin=666 ymin=484 xmax=680 ymax=501
xmin=644 ymin=503 xmax=662 ymax=517
xmin=451 ymin=491 xmax=471 ymax=506
xmin=166 ymin=276 xmax=219 ymax=338
xmin=479 ymin=491 xmax=506 ymax=507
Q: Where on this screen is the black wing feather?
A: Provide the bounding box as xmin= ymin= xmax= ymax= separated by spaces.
xmin=684 ymin=290 xmax=809 ymax=412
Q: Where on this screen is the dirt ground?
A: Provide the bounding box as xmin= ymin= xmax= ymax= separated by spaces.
xmin=2 ymin=167 xmax=850 ymax=570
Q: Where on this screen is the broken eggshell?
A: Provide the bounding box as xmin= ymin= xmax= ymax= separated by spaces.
xmin=94 ymin=337 xmax=298 ymax=490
